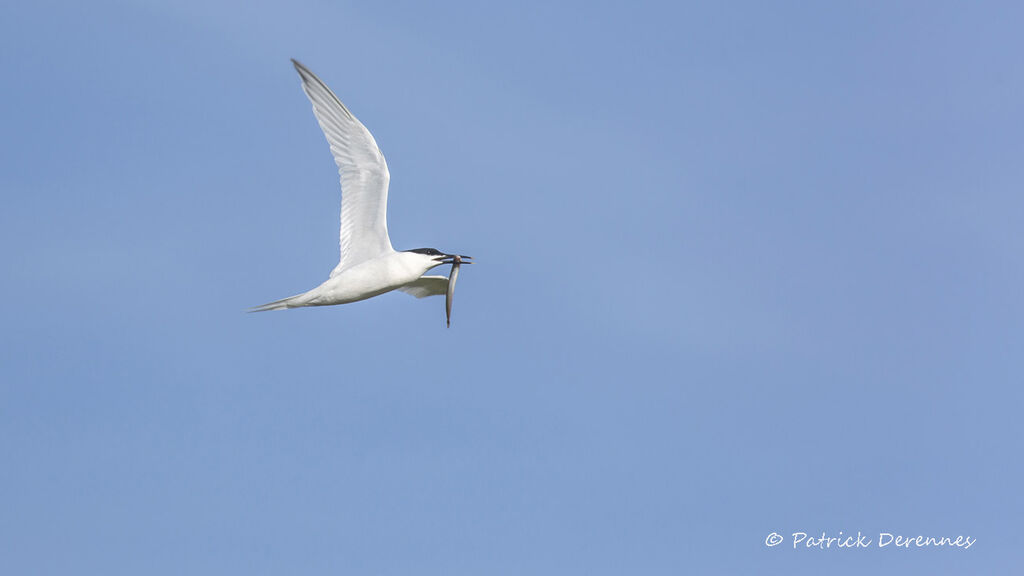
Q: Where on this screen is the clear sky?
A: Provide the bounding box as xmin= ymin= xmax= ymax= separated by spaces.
xmin=2 ymin=0 xmax=1022 ymax=573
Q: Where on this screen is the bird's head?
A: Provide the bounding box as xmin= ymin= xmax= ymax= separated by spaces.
xmin=405 ymin=248 xmax=473 ymax=270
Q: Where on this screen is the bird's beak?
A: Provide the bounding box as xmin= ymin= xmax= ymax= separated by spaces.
xmin=438 ymin=254 xmax=473 ymax=264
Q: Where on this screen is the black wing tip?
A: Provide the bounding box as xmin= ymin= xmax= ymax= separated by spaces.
xmin=290 ymin=58 xmax=326 ymax=90
xmin=287 ymin=58 xmax=356 ymax=120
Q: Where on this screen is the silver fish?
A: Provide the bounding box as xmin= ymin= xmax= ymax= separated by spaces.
xmin=446 ymin=255 xmax=461 ymax=328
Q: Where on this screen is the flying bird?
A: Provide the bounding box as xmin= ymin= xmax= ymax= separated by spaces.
xmin=251 ymin=60 xmax=471 ymax=319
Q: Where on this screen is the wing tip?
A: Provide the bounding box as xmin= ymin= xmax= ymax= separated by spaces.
xmin=288 ymin=58 xmax=358 ymax=124
xmin=291 ymin=58 xmax=313 ymax=79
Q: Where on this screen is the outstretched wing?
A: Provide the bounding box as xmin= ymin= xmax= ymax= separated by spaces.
xmin=397 ymin=276 xmax=448 ymax=298
xmin=292 ymin=59 xmax=393 ymax=276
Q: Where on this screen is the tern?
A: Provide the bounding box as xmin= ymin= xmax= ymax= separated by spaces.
xmin=251 ymin=60 xmax=471 ymax=318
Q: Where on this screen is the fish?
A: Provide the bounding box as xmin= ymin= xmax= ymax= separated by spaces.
xmin=446 ymin=255 xmax=461 ymax=328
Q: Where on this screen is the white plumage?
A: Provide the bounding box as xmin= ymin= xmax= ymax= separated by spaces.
xmin=251 ymin=60 xmax=470 ymax=315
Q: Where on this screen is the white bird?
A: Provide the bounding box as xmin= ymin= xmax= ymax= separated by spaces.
xmin=251 ymin=59 xmax=471 ymax=315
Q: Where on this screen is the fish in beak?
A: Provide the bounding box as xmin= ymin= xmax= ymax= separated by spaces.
xmin=446 ymin=255 xmax=462 ymax=328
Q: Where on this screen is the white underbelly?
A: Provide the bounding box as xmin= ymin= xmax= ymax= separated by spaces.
xmin=308 ymin=259 xmax=419 ymax=305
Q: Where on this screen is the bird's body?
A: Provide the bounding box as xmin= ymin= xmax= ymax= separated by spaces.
xmin=252 ymin=60 xmax=470 ymax=317
xmin=252 ymin=251 xmax=449 ymax=311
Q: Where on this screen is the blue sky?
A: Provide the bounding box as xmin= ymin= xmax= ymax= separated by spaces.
xmin=2 ymin=0 xmax=1022 ymax=573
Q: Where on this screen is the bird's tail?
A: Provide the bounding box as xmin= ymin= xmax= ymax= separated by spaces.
xmin=248 ymin=291 xmax=312 ymax=312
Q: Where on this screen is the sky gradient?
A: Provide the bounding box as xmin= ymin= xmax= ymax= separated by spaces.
xmin=2 ymin=1 xmax=1022 ymax=573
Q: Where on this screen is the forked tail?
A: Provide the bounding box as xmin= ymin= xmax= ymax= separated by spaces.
xmin=248 ymin=292 xmax=311 ymax=312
